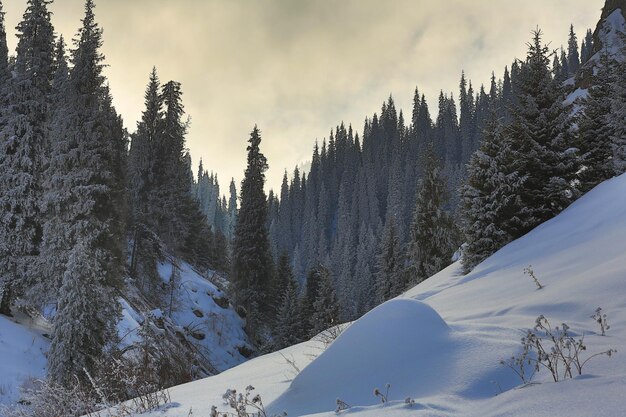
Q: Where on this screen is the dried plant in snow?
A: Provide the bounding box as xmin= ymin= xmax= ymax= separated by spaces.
xmin=591 ymin=307 xmax=610 ymax=336
xmin=211 ymin=386 xmax=286 ymax=417
xmin=503 ymin=313 xmax=616 ymax=384
xmin=523 ymin=265 xmax=544 ymax=290
xmin=373 ymin=383 xmax=391 ymax=404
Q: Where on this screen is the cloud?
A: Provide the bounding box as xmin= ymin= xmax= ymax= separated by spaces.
xmin=3 ymin=0 xmax=602 ymax=191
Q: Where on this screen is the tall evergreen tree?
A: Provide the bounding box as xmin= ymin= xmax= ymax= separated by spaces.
xmin=0 ymin=0 xmax=10 ymax=313
xmin=375 ymin=219 xmax=404 ymax=303
xmin=0 ymin=0 xmax=8 ymax=89
xmin=576 ymin=50 xmax=616 ymax=192
xmin=48 ymin=0 xmax=125 ymax=385
xmin=461 ymin=111 xmax=525 ymax=272
xmin=501 ymin=66 xmax=513 ymax=121
xmin=227 ymin=178 xmax=238 ymax=241
xmin=273 ymin=254 xmax=300 ymax=349
xmin=559 ymin=48 xmax=570 ymax=81
xmin=0 ymin=0 xmax=55 ymax=315
xmin=128 ymin=69 xmax=162 ymax=284
xmin=581 ymin=29 xmax=594 ymax=64
xmin=505 ymin=29 xmax=579 ymax=234
xmin=37 ymin=36 xmax=70 ymax=306
xmin=567 ymin=25 xmax=580 ymax=76
xmin=231 ymin=126 xmax=274 ymax=340
xmin=408 ymin=147 xmax=458 ymax=282
xmin=311 ymin=265 xmax=340 ymax=336
xmin=611 ymin=45 xmax=626 ymax=175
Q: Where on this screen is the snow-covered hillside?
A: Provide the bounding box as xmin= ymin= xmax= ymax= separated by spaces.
xmin=116 ymin=258 xmax=251 ymax=375
xmin=154 ymin=259 xmax=251 ymax=371
xmin=140 ymin=173 xmax=626 ymax=417
xmin=0 ymin=258 xmax=250 ymax=411
xmin=0 ymin=312 xmax=48 ymax=406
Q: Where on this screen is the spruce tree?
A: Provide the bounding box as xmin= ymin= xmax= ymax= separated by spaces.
xmin=311 ymin=265 xmax=340 ymax=336
xmin=581 ymin=29 xmax=594 ymax=64
xmin=0 ymin=0 xmax=10 ymax=313
xmin=231 ymin=126 xmax=274 ymax=341
xmin=500 ymin=66 xmax=513 ymax=122
xmin=48 ymin=0 xmax=125 ymax=385
xmin=408 ymin=147 xmax=459 ymax=282
xmin=37 ymin=36 xmax=70 ymax=306
xmin=460 ymin=111 xmax=525 ymax=272
xmin=227 ymin=178 xmax=238 ymax=241
xmin=273 ymin=254 xmax=301 ymax=349
xmin=375 ymin=219 xmax=405 ymax=303
xmin=611 ymin=47 xmax=626 ymax=176
xmin=299 ymin=264 xmax=322 ymax=339
xmin=576 ymin=50 xmax=616 ymax=192
xmin=0 ymin=0 xmax=8 ymax=89
xmin=505 ymin=29 xmax=579 ymax=234
xmin=559 ymin=48 xmax=570 ymax=81
xmin=0 ymin=0 xmax=55 ymax=315
xmin=128 ymin=69 xmax=162 ymax=284
xmin=567 ymin=25 xmax=580 ymax=76
xmin=277 ymin=171 xmax=292 ymax=254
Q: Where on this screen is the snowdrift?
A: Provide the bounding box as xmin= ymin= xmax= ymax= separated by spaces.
xmin=269 ymin=300 xmax=451 ymax=414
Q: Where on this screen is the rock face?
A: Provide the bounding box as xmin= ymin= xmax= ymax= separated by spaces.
xmin=578 ymin=0 xmax=626 ymax=88
xmin=601 ymin=0 xmax=626 ymax=19
xmin=593 ymin=0 xmax=626 ymax=54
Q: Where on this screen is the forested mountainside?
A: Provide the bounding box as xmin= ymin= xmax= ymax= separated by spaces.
xmin=1 ymin=0 xmax=626 ymax=416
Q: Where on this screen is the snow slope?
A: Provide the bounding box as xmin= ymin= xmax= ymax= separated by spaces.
xmin=117 ymin=259 xmax=251 ymax=373
xmin=0 ymin=312 xmax=49 ymax=406
xmin=140 ymin=173 xmax=626 ymax=417
xmin=156 ymin=260 xmax=250 ymax=371
xmin=0 ymin=257 xmax=249 ymax=411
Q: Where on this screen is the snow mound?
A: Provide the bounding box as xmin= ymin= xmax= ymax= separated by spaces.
xmin=269 ymin=300 xmax=469 ymax=415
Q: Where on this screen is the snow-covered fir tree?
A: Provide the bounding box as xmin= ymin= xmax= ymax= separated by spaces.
xmin=128 ymin=68 xmax=162 ymax=288
xmin=375 ymin=219 xmax=405 ymax=303
xmin=0 ymin=0 xmax=55 ymax=315
xmin=581 ymin=28 xmax=595 ymax=64
xmin=311 ymin=264 xmax=340 ymax=336
xmin=0 ymin=0 xmax=11 ymax=314
xmin=408 ymin=147 xmax=459 ymax=282
xmin=568 ymin=25 xmax=581 ymax=76
xmin=273 ymin=254 xmax=301 ymax=349
xmin=611 ymin=41 xmax=626 ymax=175
xmin=37 ymin=36 xmax=72 ymax=307
xmin=231 ymin=126 xmax=274 ymax=340
xmin=460 ymin=111 xmax=525 ymax=272
xmin=576 ymin=49 xmax=617 ymax=192
xmin=0 ymin=0 xmax=8 ymax=91
xmin=504 ymin=29 xmax=579 ymax=236
xmin=48 ymin=0 xmax=126 ymax=385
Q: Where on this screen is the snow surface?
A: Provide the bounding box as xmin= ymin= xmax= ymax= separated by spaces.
xmin=0 ymin=314 xmax=49 ymax=406
xmin=137 ymin=173 xmax=626 ymax=417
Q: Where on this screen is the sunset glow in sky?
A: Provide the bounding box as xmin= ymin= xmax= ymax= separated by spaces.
xmin=4 ymin=0 xmax=602 ymax=191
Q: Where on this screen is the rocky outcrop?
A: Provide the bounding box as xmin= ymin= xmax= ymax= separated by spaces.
xmin=592 ymin=0 xmax=626 ymax=55
xmin=578 ymin=0 xmax=626 ymax=88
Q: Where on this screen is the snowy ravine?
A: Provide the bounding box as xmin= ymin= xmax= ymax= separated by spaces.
xmin=0 ymin=259 xmax=250 ymax=408
xmin=136 ymin=174 xmax=626 ymax=417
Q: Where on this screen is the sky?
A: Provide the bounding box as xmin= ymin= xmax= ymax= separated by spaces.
xmin=4 ymin=0 xmax=603 ymax=192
